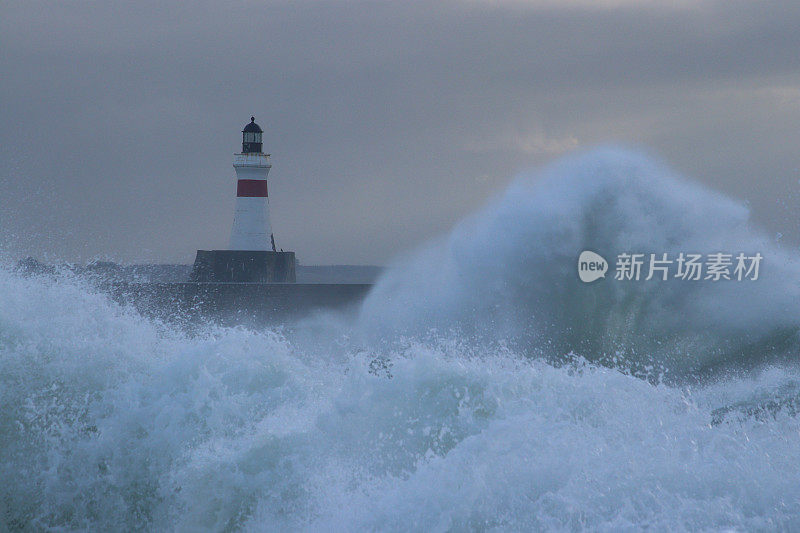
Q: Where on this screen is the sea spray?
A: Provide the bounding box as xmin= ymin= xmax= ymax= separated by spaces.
xmin=360 ymin=148 xmax=800 ymax=379
xmin=3 ymin=149 xmax=800 ymax=529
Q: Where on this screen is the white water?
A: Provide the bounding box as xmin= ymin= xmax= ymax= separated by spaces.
xmin=3 ymin=149 xmax=800 ymax=530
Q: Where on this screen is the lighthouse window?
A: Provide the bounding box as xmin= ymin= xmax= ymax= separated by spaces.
xmin=244 ymin=132 xmax=256 ymax=143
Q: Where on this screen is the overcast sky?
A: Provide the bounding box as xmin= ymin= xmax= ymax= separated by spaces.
xmin=2 ymin=0 xmax=800 ymax=265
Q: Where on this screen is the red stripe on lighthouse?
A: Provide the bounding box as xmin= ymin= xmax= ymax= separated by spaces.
xmin=237 ymin=179 xmax=268 ymax=197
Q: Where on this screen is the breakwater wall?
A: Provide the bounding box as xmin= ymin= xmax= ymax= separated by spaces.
xmin=106 ymin=282 xmax=373 ymax=327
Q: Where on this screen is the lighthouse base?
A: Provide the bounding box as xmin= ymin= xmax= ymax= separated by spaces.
xmin=190 ymin=250 xmax=296 ymax=283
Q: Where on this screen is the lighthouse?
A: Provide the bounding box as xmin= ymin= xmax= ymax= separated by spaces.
xmin=190 ymin=117 xmax=296 ymax=283
xmin=230 ymin=117 xmax=275 ymax=251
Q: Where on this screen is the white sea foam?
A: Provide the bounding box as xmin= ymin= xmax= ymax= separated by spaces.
xmin=2 ymin=148 xmax=800 ymax=530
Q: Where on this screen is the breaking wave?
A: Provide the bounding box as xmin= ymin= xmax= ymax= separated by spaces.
xmin=2 ymin=148 xmax=800 ymax=530
xmin=360 ymin=148 xmax=800 ymax=380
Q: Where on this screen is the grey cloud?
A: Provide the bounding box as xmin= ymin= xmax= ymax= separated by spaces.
xmin=2 ymin=1 xmax=800 ymax=264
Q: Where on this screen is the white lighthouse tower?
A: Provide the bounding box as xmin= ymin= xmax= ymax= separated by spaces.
xmin=190 ymin=117 xmax=295 ymax=283
xmin=230 ymin=117 xmax=276 ymax=251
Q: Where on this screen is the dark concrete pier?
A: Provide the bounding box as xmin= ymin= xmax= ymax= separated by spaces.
xmin=108 ymin=281 xmax=372 ymax=326
xmin=15 ymin=258 xmax=379 ymax=327
xmin=190 ymin=250 xmax=296 ymax=283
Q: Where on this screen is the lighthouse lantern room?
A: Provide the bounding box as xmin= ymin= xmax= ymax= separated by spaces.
xmin=242 ymin=116 xmax=263 ymax=153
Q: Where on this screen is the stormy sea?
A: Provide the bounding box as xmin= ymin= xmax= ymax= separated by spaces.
xmin=3 ymin=149 xmax=800 ymax=531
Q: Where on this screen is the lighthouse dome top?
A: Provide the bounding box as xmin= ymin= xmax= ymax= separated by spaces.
xmin=241 ymin=116 xmax=263 ymax=153
xmin=243 ymin=117 xmax=263 ymax=133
